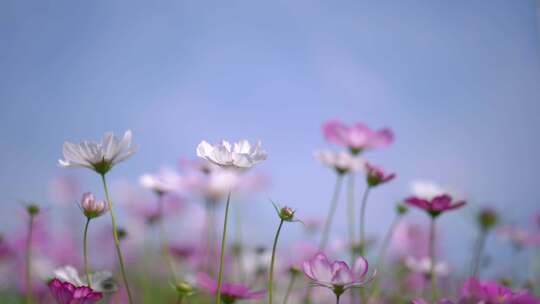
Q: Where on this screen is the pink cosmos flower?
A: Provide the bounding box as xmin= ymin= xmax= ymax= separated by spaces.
xmin=405 ymin=194 xmax=465 ymax=217
xmin=302 ymin=252 xmax=373 ymax=295
xmin=365 ymin=162 xmax=395 ymax=187
xmin=460 ymin=277 xmax=540 ymax=303
xmin=80 ymin=192 xmax=108 ymax=219
xmin=48 ymin=278 xmax=102 ymax=304
xmin=322 ymin=119 xmax=394 ymax=153
xmin=197 ymin=272 xmax=265 ymax=302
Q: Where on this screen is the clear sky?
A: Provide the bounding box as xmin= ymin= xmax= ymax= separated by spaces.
xmin=1 ymin=0 xmax=540 ymax=269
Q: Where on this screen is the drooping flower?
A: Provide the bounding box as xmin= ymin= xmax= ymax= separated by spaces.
xmin=53 ymin=265 xmax=117 ymax=293
xmin=405 ymin=194 xmax=465 ymax=218
xmin=322 ymin=120 xmax=394 ymax=153
xmin=197 ymin=272 xmax=265 ymax=303
xmin=80 ymin=193 xmax=107 ymax=219
xmin=196 ymin=140 xmax=267 ymax=169
xmin=314 ymin=150 xmax=364 ymax=174
xmin=460 ymin=277 xmax=540 ymax=303
xmin=139 ymin=167 xmax=182 ymax=195
xmin=365 ymin=162 xmax=395 ymax=187
xmin=48 ymin=278 xmax=102 ymax=304
xmin=59 ymin=130 xmax=137 ymax=175
xmin=302 ymin=252 xmax=373 ymax=297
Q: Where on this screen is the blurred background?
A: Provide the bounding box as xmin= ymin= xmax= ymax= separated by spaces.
xmin=1 ymin=0 xmax=540 ymax=277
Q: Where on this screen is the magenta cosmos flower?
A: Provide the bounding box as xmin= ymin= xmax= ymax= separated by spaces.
xmin=48 ymin=278 xmax=102 ymax=304
xmin=365 ymin=162 xmax=395 ymax=187
xmin=460 ymin=278 xmax=540 ymax=304
xmin=405 ymin=194 xmax=465 ymax=217
xmin=322 ymin=120 xmax=394 ymax=153
xmin=302 ymin=252 xmax=373 ymax=298
xmin=197 ymin=273 xmax=265 ymax=303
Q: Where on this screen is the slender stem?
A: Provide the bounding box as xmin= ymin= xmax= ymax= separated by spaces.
xmin=319 ymin=174 xmax=344 ymax=251
xmin=25 ymin=214 xmax=35 ymax=304
xmin=157 ymin=194 xmax=178 ymax=281
xmin=370 ymin=215 xmax=401 ymax=299
xmin=283 ymin=271 xmax=297 ymax=304
xmin=346 ymin=173 xmax=356 ymax=262
xmin=83 ymin=217 xmax=92 ymax=288
xmin=336 ymin=294 xmax=341 ymax=304
xmin=470 ymin=229 xmax=487 ymax=278
xmin=101 ymin=174 xmax=134 ymax=304
xmin=269 ymin=219 xmax=285 ymax=304
xmin=358 ymin=186 xmax=371 ymax=257
xmin=176 ymin=294 xmax=184 ymax=304
xmin=216 ymin=191 xmax=232 ymax=304
xmin=429 ymin=217 xmax=438 ymax=302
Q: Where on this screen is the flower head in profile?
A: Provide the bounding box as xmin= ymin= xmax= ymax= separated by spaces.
xmin=79 ymin=193 xmax=107 ymax=219
xmin=59 ymin=130 xmax=137 ymax=175
xmin=314 ymin=150 xmax=364 ymax=175
xmin=48 ymin=278 xmax=102 ymax=304
xmin=405 ymin=194 xmax=465 ymax=218
xmin=460 ymin=277 xmax=540 ymax=304
xmin=322 ymin=120 xmax=394 ymax=154
xmin=197 ymin=272 xmax=264 ymax=303
xmin=271 ymin=201 xmax=301 ymax=223
xmin=53 ymin=265 xmax=117 ymax=293
xmin=365 ymin=162 xmax=395 ymax=187
xmin=196 ymin=140 xmax=267 ymax=169
xmin=302 ymin=252 xmax=374 ymax=297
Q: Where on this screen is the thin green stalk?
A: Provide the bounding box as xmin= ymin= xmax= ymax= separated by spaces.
xmin=216 ymin=191 xmax=232 ymax=304
xmin=370 ymin=216 xmax=401 ymax=299
xmin=101 ymin=174 xmax=134 ymax=304
xmin=358 ymin=186 xmax=371 ymax=257
xmin=336 ymin=294 xmax=341 ymax=304
xmin=429 ymin=217 xmax=438 ymax=302
xmin=176 ymin=294 xmax=184 ymax=304
xmin=319 ymin=174 xmax=344 ymax=251
xmin=25 ymin=214 xmax=35 ymax=304
xmin=346 ymin=173 xmax=356 ymax=262
xmin=283 ymin=271 xmax=297 ymax=304
xmin=269 ymin=219 xmax=284 ymax=304
xmin=157 ymin=194 xmax=178 ymax=281
xmin=470 ymin=229 xmax=487 ymax=278
xmin=83 ymin=217 xmax=92 ymax=288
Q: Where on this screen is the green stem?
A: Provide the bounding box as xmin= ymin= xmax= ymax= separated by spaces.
xmin=269 ymin=219 xmax=284 ymax=304
xmin=83 ymin=217 xmax=92 ymax=288
xmin=370 ymin=216 xmax=401 ymax=299
xmin=216 ymin=191 xmax=232 ymax=304
xmin=25 ymin=214 xmax=35 ymax=304
xmin=470 ymin=229 xmax=487 ymax=278
xmin=319 ymin=174 xmax=344 ymax=251
xmin=346 ymin=173 xmax=356 ymax=263
xmin=429 ymin=217 xmax=438 ymax=302
xmin=336 ymin=294 xmax=341 ymax=304
xmin=101 ymin=174 xmax=134 ymax=304
xmin=283 ymin=271 xmax=297 ymax=304
xmin=358 ymin=186 xmax=371 ymax=257
xmin=157 ymin=194 xmax=178 ymax=281
xmin=176 ymin=294 xmax=184 ymax=304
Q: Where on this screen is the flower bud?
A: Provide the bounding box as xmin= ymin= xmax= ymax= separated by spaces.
xmin=396 ymin=204 xmax=408 ymax=215
xmin=279 ymin=206 xmax=296 ymax=222
xmin=477 ymin=208 xmax=499 ymax=231
xmin=26 ymin=204 xmax=40 ymax=216
xmin=81 ymin=192 xmax=107 ymax=219
xmin=173 ymin=281 xmax=196 ymax=297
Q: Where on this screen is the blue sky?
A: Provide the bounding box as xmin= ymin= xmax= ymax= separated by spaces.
xmin=1 ymin=0 xmax=540 ymax=268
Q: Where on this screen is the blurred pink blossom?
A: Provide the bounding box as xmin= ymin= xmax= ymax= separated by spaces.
xmin=322 ymin=119 xmax=394 ymax=152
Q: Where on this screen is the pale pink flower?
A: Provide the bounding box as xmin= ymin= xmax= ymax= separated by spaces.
xmin=322 ymin=120 xmax=394 ymax=152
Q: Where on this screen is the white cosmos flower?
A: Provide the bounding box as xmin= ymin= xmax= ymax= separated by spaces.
xmin=196 ymin=140 xmax=267 ymax=169
xmin=314 ymin=150 xmax=365 ymax=174
xmin=139 ymin=167 xmax=182 ymax=194
xmin=59 ymin=130 xmax=137 ymax=174
xmin=404 ymin=256 xmax=450 ymax=276
xmin=53 ymin=265 xmax=118 ymax=293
